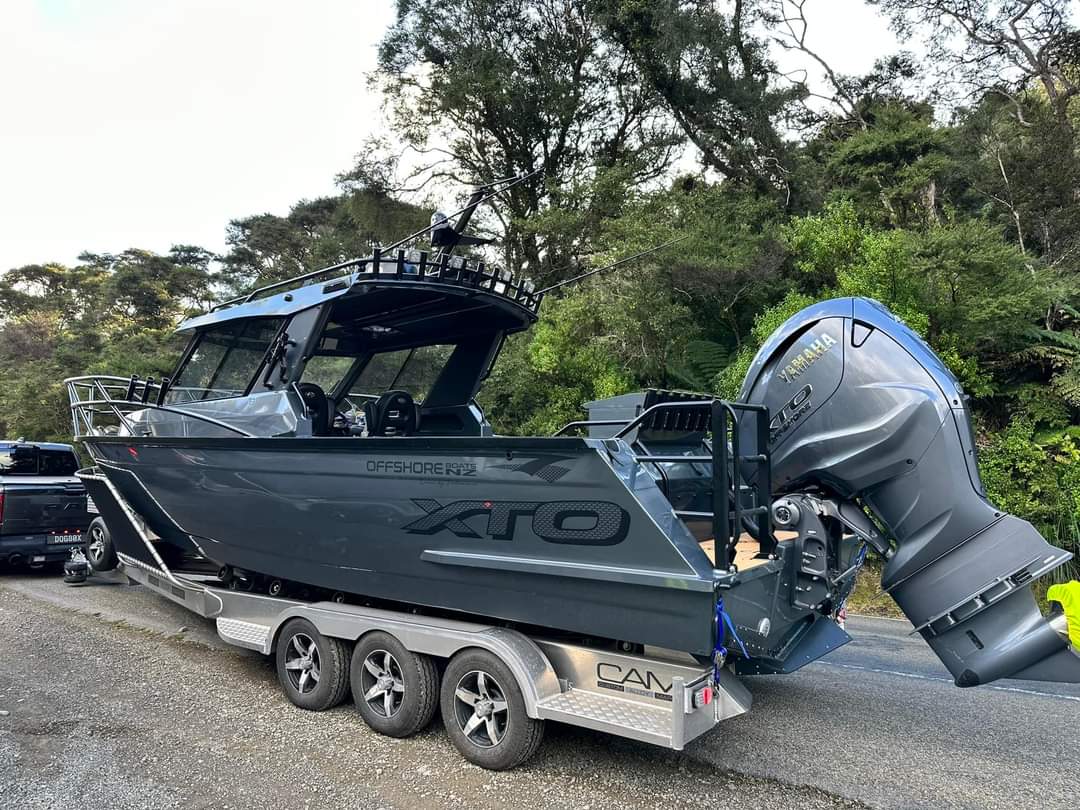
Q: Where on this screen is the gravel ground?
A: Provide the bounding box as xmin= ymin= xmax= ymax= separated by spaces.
xmin=3 ymin=570 xmax=1077 ymax=810
xmin=0 ymin=577 xmax=861 ymax=810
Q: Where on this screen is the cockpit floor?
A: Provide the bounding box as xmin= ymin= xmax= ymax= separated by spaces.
xmin=699 ymin=532 xmax=796 ymax=570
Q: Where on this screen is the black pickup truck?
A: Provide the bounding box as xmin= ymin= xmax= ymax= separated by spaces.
xmin=0 ymin=441 xmax=90 ymax=568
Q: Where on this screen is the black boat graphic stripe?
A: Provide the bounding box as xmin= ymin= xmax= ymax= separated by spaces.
xmin=491 ymin=455 xmax=573 ymax=482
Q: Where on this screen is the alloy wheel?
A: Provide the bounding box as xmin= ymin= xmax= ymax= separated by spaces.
xmin=452 ymin=670 xmax=508 ymax=748
xmin=87 ymin=523 xmax=106 ymax=564
xmin=360 ymin=650 xmax=405 ymax=718
xmin=283 ymin=633 xmax=321 ymax=694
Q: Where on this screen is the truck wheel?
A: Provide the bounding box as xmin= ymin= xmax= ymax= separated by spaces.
xmin=351 ymin=631 xmax=438 ymax=738
xmin=275 ymin=618 xmax=350 ymax=711
xmin=440 ymin=649 xmax=544 ymax=770
xmin=85 ymin=518 xmax=118 ymax=572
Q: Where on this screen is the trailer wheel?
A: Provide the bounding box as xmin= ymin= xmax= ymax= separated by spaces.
xmin=440 ymin=649 xmax=544 ymax=770
xmin=275 ymin=618 xmax=350 ymax=711
xmin=350 ymin=632 xmax=439 ymax=738
xmin=85 ymin=518 xmax=117 ymax=572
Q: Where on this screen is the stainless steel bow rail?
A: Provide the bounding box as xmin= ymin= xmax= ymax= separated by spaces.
xmin=65 ymin=375 xmax=255 ymax=439
xmin=555 ymin=392 xmax=775 ymax=567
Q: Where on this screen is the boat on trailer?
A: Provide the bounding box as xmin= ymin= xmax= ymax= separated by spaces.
xmin=65 ymin=198 xmax=1079 ymax=768
xmin=67 ymin=247 xmax=785 ymax=655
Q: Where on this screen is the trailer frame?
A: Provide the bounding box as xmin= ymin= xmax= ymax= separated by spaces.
xmin=89 ymin=464 xmax=751 ymax=767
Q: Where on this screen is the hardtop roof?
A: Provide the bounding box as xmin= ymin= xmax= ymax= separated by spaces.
xmin=177 ymin=250 xmax=542 ymax=335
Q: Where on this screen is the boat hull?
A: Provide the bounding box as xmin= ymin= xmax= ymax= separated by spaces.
xmin=85 ymin=435 xmax=719 ymax=655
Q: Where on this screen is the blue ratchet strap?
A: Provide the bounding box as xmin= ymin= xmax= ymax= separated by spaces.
xmin=713 ymin=596 xmax=749 ymax=683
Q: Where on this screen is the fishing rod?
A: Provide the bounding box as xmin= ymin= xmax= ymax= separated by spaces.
xmin=383 ymin=167 xmax=543 ymax=252
xmin=535 ymin=235 xmax=690 ymax=295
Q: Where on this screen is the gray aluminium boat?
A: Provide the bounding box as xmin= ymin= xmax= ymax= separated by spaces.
xmin=66 ymin=252 xmax=1079 ymax=687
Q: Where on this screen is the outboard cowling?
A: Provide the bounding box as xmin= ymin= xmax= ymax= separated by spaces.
xmin=740 ymin=297 xmax=1080 ymax=686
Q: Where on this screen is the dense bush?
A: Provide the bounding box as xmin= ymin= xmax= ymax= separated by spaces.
xmin=2 ymin=0 xmax=1078 ymax=573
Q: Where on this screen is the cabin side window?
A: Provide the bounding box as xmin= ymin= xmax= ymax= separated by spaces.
xmin=299 ymin=340 xmax=455 ymax=405
xmin=168 ymin=318 xmax=284 ymax=403
xmin=351 ymin=345 xmax=455 ymax=403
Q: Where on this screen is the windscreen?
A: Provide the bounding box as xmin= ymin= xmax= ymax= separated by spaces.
xmin=300 ymin=353 xmax=356 ymax=393
xmin=168 ymin=318 xmax=283 ymax=403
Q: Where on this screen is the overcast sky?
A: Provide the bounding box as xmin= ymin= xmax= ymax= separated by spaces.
xmin=0 ymin=0 xmax=896 ymax=271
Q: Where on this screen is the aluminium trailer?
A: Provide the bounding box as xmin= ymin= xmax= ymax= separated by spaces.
xmin=85 ymin=467 xmax=750 ymax=770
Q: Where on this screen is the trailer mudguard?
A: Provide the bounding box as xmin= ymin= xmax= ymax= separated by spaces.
xmin=740 ymin=297 xmax=1080 ymax=686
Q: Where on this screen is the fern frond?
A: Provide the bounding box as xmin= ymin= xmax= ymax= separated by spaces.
xmin=1051 ymin=364 xmax=1080 ymax=407
xmin=683 ymin=339 xmax=730 ymax=382
xmin=1033 ymin=328 xmax=1080 ymax=353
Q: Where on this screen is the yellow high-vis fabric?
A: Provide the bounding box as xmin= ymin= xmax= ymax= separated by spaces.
xmin=1047 ymin=581 xmax=1080 ymax=649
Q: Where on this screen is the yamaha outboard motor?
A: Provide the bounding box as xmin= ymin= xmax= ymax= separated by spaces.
xmin=741 ymin=297 xmax=1080 ymax=686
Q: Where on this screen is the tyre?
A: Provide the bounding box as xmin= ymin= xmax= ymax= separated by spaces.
xmin=440 ymin=649 xmax=544 ymax=770
xmin=85 ymin=518 xmax=118 ymax=573
xmin=275 ymin=618 xmax=351 ymax=711
xmin=63 ymin=557 xmax=89 ymax=583
xmin=351 ymin=631 xmax=439 ymax=738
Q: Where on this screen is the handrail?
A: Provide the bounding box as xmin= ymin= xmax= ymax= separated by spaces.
xmin=65 ymin=375 xmax=257 ymax=439
xmin=65 ymin=376 xmax=228 ymax=403
xmin=65 ymin=374 xmax=135 ymax=384
xmin=553 ymin=394 xmax=777 ymax=579
xmin=552 ymin=418 xmax=629 ymax=436
xmin=211 ymin=259 xmax=365 ymax=311
xmin=591 ymin=396 xmax=776 ymax=572
xmin=206 ymin=248 xmax=543 ymax=315
xmin=612 ymin=400 xmax=714 ymax=440
xmin=71 ymin=399 xmax=256 ymax=438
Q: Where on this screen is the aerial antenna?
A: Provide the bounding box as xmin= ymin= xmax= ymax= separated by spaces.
xmin=383 ymin=167 xmax=543 ymax=253
xmin=535 ymin=235 xmax=690 ymax=295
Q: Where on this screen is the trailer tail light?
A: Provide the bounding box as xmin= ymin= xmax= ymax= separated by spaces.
xmin=692 ymin=685 xmax=713 ymax=708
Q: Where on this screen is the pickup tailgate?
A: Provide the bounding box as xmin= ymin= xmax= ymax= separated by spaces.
xmin=1 ymin=476 xmax=89 ymax=535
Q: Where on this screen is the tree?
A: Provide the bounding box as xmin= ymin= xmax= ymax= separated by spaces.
xmin=377 ymin=0 xmax=684 ymax=280
xmin=594 ymin=0 xmax=796 ymax=194
xmin=480 ymin=288 xmax=636 ymax=435
xmin=79 ymin=249 xmax=215 ymax=332
xmin=221 ymin=186 xmax=430 ymax=291
xmin=592 ymin=174 xmax=788 ymax=348
xmin=952 ymin=95 xmax=1080 ymax=269
xmin=784 ymin=200 xmax=1045 ymax=361
xmin=768 ymin=0 xmax=920 ymax=133
xmin=0 ymin=248 xmax=217 ymax=441
xmin=868 ymin=0 xmax=1080 ymax=127
xmin=817 ymin=102 xmax=953 ymax=228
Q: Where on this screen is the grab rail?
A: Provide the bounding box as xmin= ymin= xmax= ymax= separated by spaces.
xmin=555 ymin=395 xmax=775 ymax=569
xmin=208 ymin=248 xmax=543 ymax=314
xmin=612 ymin=399 xmax=715 ymax=440
xmin=65 ymin=375 xmax=256 ymax=439
xmin=552 ymin=419 xmax=628 ymax=437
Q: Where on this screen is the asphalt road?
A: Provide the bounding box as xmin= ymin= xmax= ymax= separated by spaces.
xmin=1 ymin=570 xmax=1076 ymax=810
